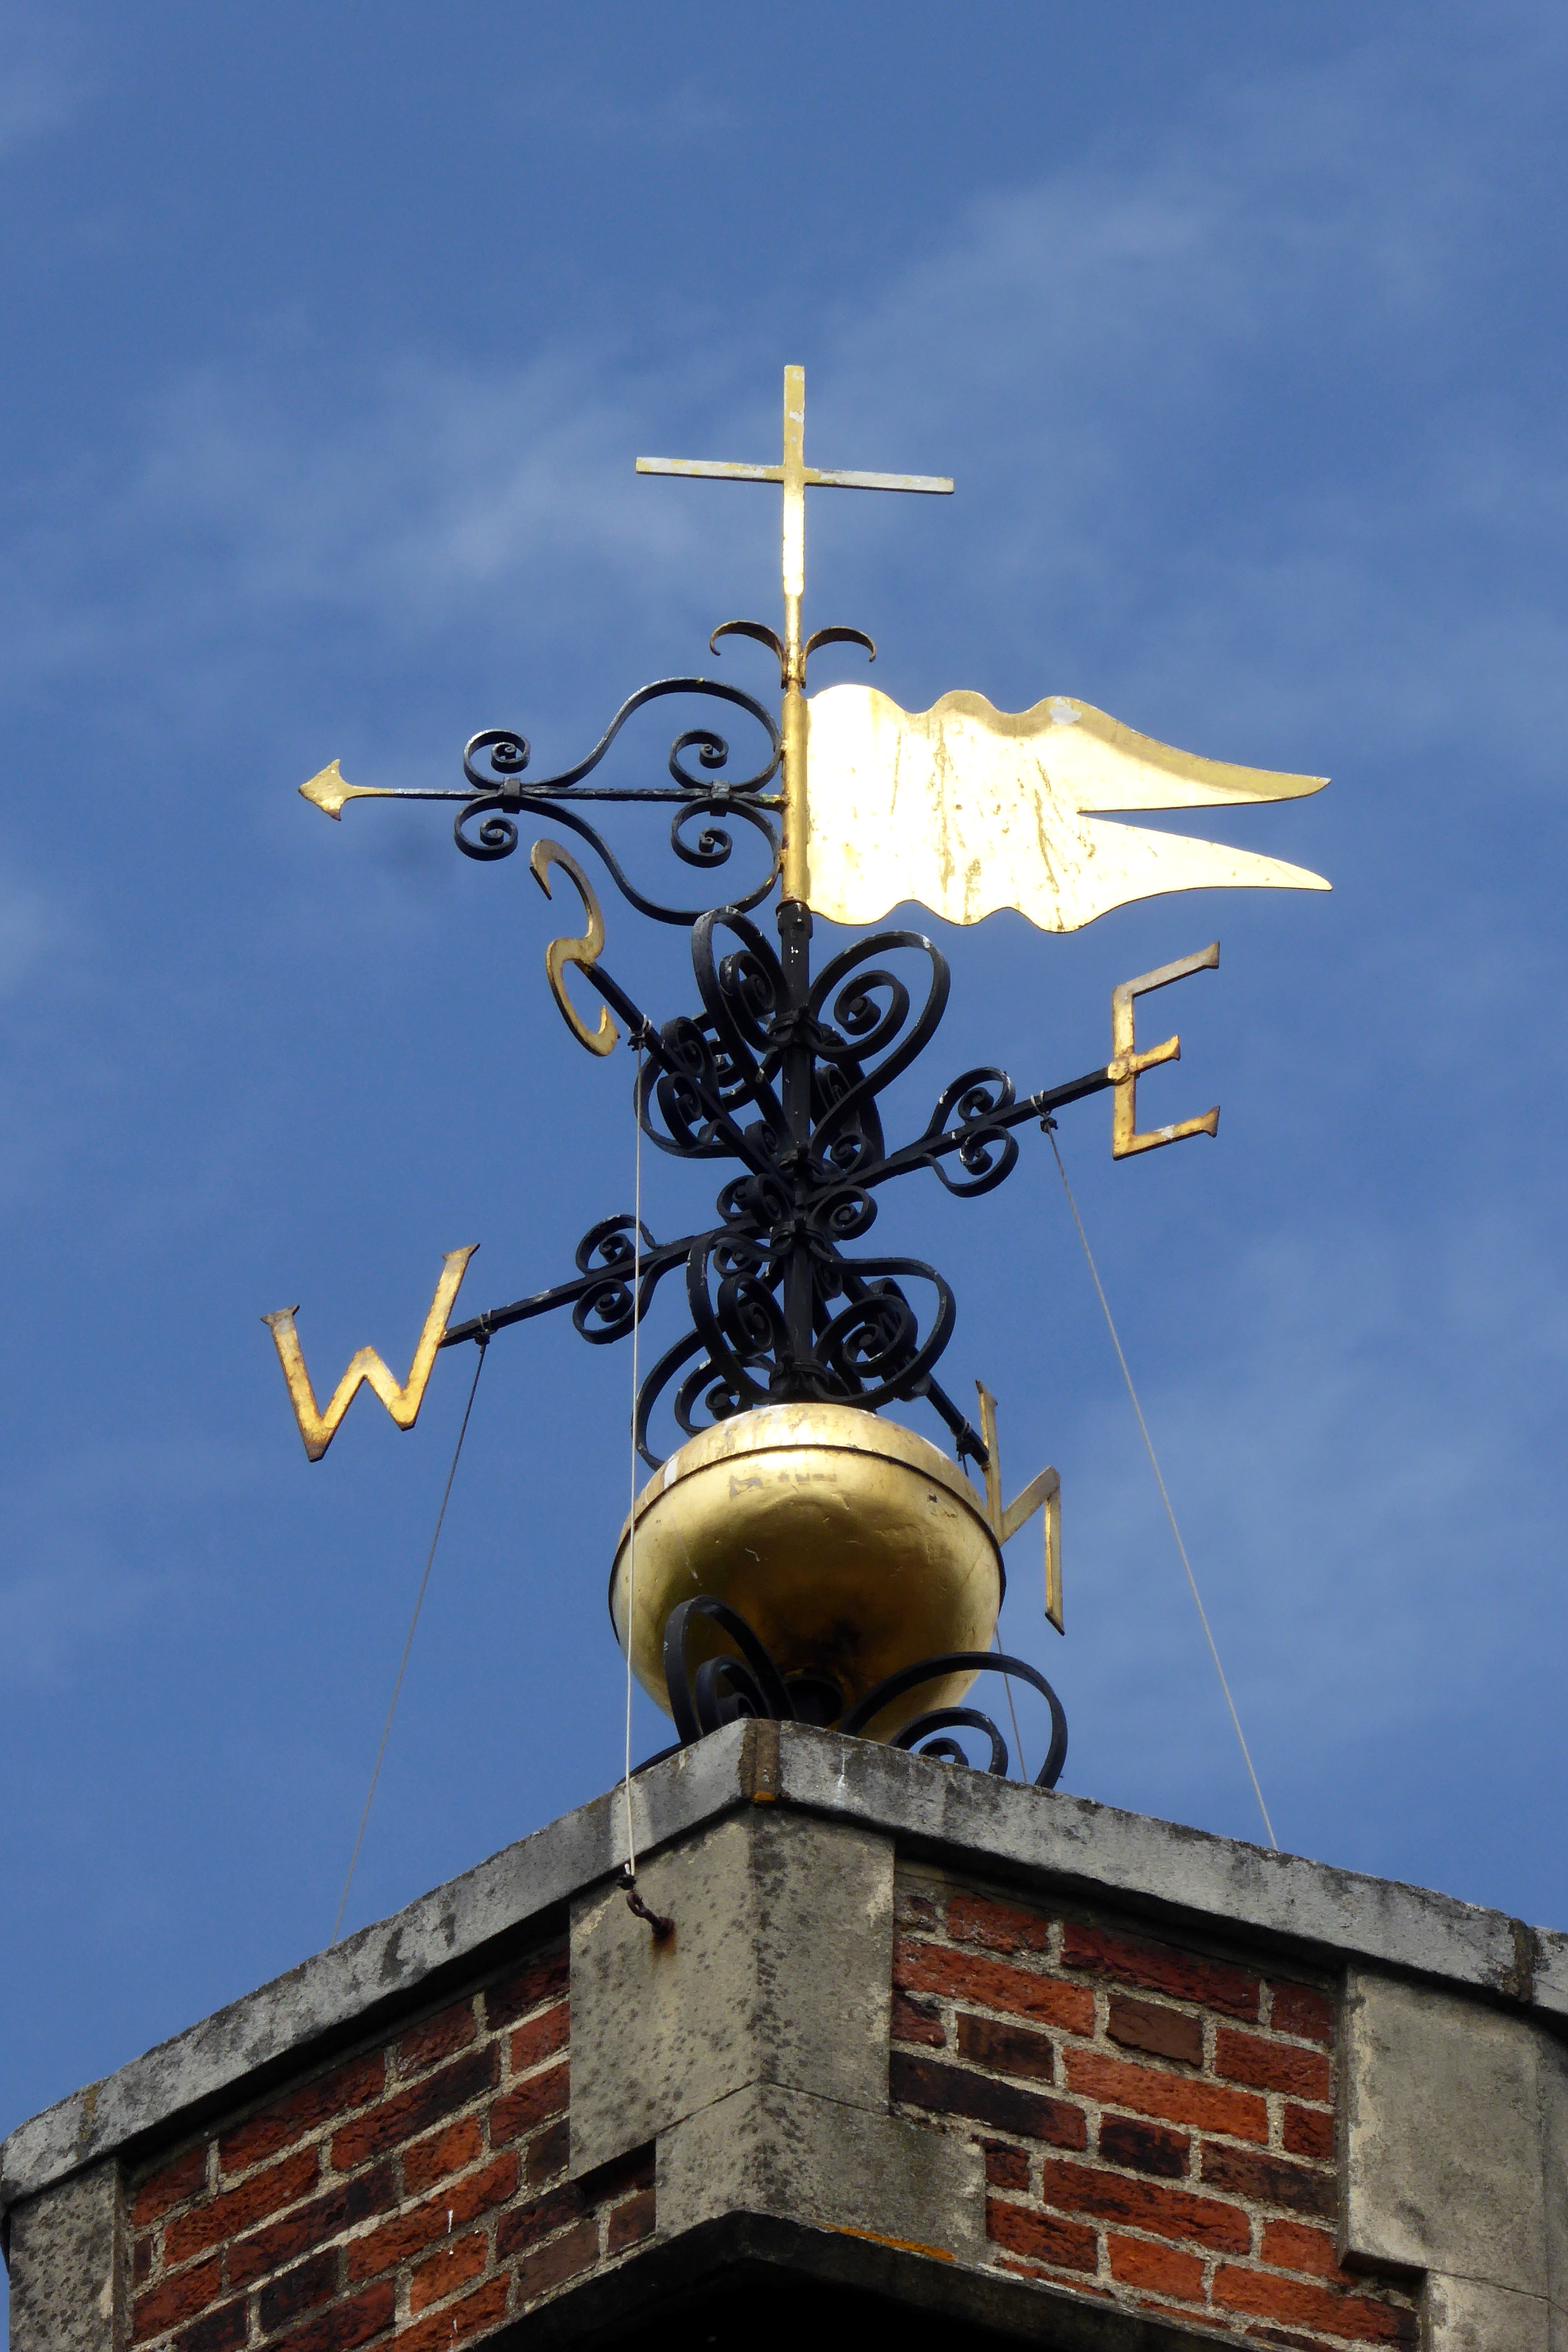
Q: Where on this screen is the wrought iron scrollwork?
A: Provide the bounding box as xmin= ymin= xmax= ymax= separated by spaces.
xmin=423 ymin=661 xmax=1128 ymax=1477
xmin=659 ymin=1594 xmax=1068 ymax=1790
xmin=452 ymin=679 xmax=782 ymax=924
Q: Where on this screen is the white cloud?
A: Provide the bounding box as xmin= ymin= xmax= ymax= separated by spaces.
xmin=11 ymin=20 xmax=1549 ymax=807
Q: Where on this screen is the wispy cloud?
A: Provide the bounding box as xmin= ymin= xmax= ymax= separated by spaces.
xmin=11 ymin=23 xmax=1553 ymax=798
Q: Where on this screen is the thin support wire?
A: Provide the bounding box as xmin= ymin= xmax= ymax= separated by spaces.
xmin=621 ymin=1042 xmax=646 ymax=1881
xmin=330 ymin=1336 xmax=490 ymax=1946
xmin=993 ymin=1627 xmax=1029 ymax=1784
xmin=1046 ymin=1127 xmax=1278 ymax=1852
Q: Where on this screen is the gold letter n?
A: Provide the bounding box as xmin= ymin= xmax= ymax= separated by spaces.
xmin=262 ymin=1247 xmax=478 ymax=1461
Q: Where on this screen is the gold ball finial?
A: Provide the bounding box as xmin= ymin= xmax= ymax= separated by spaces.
xmin=608 ymin=1402 xmax=1003 ymax=1742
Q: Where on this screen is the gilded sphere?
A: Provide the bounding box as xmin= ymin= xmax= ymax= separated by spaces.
xmin=608 ymin=1401 xmax=1003 ymax=1741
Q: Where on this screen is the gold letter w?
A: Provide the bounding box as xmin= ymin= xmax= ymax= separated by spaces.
xmin=262 ymin=1247 xmax=478 ymax=1462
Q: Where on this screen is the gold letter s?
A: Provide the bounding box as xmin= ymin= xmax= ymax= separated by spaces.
xmin=530 ymin=838 xmax=618 ymax=1057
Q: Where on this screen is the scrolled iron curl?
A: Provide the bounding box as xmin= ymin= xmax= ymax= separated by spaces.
xmin=465 ymin=796 xmax=782 ymax=925
xmin=804 ymin=1183 xmax=878 ymax=1246
xmin=453 ymin=685 xmax=782 ymax=919
xmin=924 ymin=1066 xmax=1021 ymax=1199
xmin=714 ymin=1171 xmax=790 ymax=1233
xmin=689 ymin=909 xmax=789 ymax=1140
xmin=463 ymin=678 xmax=780 ymax=800
xmin=823 ymin=970 xmax=911 ymax=1061
xmin=667 ymin=726 xmax=733 ymax=789
xmin=669 ymin=802 xmax=740 ymax=871
xmin=570 ymin=1215 xmax=677 ymax=1345
xmin=684 ymin=1238 xmax=775 ymax=1416
xmin=574 ymin=1213 xmax=652 ymax=1275
xmin=662 ymin=1597 xmax=794 ymax=1747
xmin=462 ymin=730 xmax=530 ymax=784
xmin=808 ymin=931 xmax=951 ymax=1163
xmin=715 ymin=1264 xmax=789 ymax=1363
xmin=717 ymin=945 xmax=784 ymax=1047
xmin=453 ymin=797 xmax=521 ymax=863
xmin=813 ymin=1256 xmax=956 ymax=1411
xmin=658 ymin=1599 xmax=1068 ymax=1790
xmin=840 ymin=1652 xmax=1069 ymax=1789
xmin=819 ymin=1285 xmax=918 ymax=1388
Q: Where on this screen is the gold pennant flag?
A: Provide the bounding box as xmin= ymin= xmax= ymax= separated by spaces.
xmin=804 ymin=686 xmax=1328 ymax=933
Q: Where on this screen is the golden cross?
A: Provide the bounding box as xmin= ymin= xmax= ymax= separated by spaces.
xmin=637 ymin=365 xmax=952 ymax=900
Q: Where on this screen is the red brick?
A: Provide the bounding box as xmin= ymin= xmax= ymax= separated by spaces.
xmin=985 ymin=2198 xmax=1097 ymax=2271
xmin=895 ymin=1888 xmax=941 ymax=1933
xmin=1213 ymin=2265 xmax=1417 ymax=2342
xmin=172 ymin=2302 xmax=246 ymax=2352
xmin=226 ymin=2164 xmax=396 ymax=2290
xmin=1036 ymin=2158 xmax=1250 ymax=2252
xmin=1283 ymin=2102 xmax=1335 ymax=2162
xmin=525 ymin=2117 xmax=571 ymax=2189
xmin=607 ymin=2188 xmax=656 ymax=2252
xmin=219 ymin=2054 xmax=385 ymax=2179
xmin=1260 ymin=2219 xmax=1358 ymax=2281
xmin=497 ymin=2182 xmax=591 ymax=2260
xmin=330 ymin=2046 xmax=498 ymax=2172
xmin=981 ymin=2139 xmax=1030 ymax=2190
xmin=511 ymin=2001 xmax=569 ymax=2075
xmin=398 ymin=2275 xmax=510 ymax=2351
xmin=894 ymin=1940 xmax=1095 ymax=2034
xmin=164 ymin=2147 xmax=319 ymax=2267
xmin=133 ymin=2144 xmax=209 ymax=2228
xmin=947 ymin=1891 xmax=1054 ymax=1958
xmin=1062 ymin=1922 xmax=1260 ymax=2020
xmin=133 ymin=2238 xmax=153 ymax=2286
xmin=402 ymin=2115 xmax=483 ymax=2195
xmin=410 ymin=2227 xmax=488 ymax=2311
xmin=1216 ymin=2027 xmax=1332 ymax=2102
xmin=891 ymin=2051 xmax=1086 ymax=2147
xmin=483 ymin=1939 xmax=568 ymax=2031
xmin=955 ymin=2012 xmax=1056 ymax=2084
xmin=132 ymin=2255 xmax=224 ymax=2341
xmin=1269 ymin=1982 xmax=1336 ymax=2044
xmin=1107 ymin=1995 xmax=1203 ymax=2068
xmin=396 ymin=2000 xmax=478 ymax=2080
xmin=514 ymin=2216 xmax=599 ymax=2304
xmin=1098 ymin=2115 xmax=1188 ymax=2179
xmin=268 ymin=2281 xmax=394 ymax=2352
xmin=257 ymin=2249 xmax=339 ymax=2330
xmin=496 ymin=2147 xmax=647 ymax=2262
xmin=345 ymin=2154 xmax=518 ymax=2282
xmin=490 ymin=2059 xmax=569 ymax=2146
xmin=1200 ymin=2142 xmax=1335 ymax=2218
xmin=1065 ymin=2048 xmax=1268 ymax=2143
xmin=1107 ymin=2232 xmax=1205 ymax=2300
xmin=892 ymin=1991 xmax=946 ymax=2048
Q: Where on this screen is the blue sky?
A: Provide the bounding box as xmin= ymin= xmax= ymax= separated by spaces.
xmin=3 ymin=0 xmax=1567 ymax=2227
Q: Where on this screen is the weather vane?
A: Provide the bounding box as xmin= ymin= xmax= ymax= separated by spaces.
xmin=270 ymin=367 xmax=1327 ymax=1788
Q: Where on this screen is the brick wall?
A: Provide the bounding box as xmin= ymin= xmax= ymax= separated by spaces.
xmin=127 ymin=1933 xmax=651 ymax=2352
xmin=122 ymin=1861 xmax=1426 ymax=2351
xmin=890 ymin=1868 xmax=1418 ymax=2347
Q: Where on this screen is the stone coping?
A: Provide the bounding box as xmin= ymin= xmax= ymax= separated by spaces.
xmin=4 ymin=1718 xmax=1565 ymax=2217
